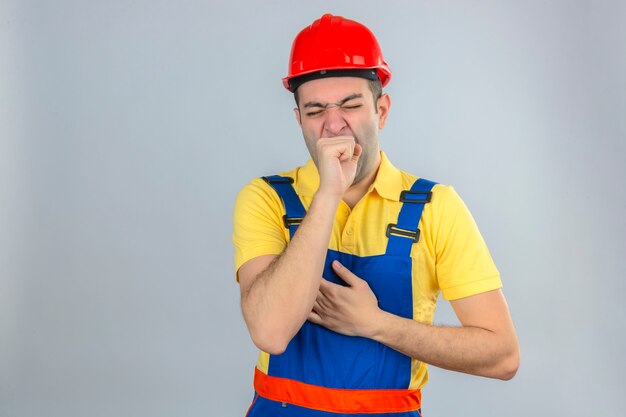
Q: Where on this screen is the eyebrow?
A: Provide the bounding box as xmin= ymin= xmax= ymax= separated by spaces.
xmin=303 ymin=93 xmax=364 ymax=109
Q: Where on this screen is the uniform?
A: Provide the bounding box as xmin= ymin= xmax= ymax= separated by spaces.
xmin=233 ymin=151 xmax=501 ymax=415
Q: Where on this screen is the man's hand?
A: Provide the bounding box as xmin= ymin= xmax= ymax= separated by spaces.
xmin=308 ymin=260 xmax=381 ymax=337
xmin=307 ymin=260 xmax=520 ymax=380
xmin=316 ymin=137 xmax=362 ymax=198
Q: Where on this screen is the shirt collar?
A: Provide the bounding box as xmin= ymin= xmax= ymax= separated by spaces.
xmin=295 ymin=151 xmax=404 ymax=201
xmin=371 ymin=151 xmax=404 ymax=201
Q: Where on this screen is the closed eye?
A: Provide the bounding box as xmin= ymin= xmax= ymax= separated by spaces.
xmin=306 ymin=110 xmax=324 ymax=117
xmin=306 ymin=104 xmax=363 ymax=117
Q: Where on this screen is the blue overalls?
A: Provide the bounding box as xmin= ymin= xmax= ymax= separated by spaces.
xmin=246 ymin=175 xmax=436 ymax=417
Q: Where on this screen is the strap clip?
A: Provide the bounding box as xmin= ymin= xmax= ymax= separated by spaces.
xmin=283 ymin=215 xmax=303 ymax=228
xmin=386 ymin=223 xmax=420 ymax=243
xmin=262 ymin=176 xmax=294 ymax=184
xmin=400 ymin=190 xmax=432 ymax=204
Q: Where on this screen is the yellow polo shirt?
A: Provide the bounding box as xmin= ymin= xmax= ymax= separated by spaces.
xmin=232 ymin=151 xmax=501 ymax=389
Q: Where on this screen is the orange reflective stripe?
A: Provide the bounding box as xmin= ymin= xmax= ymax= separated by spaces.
xmin=254 ymin=368 xmax=421 ymax=414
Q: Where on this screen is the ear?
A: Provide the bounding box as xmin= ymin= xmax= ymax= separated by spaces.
xmin=293 ymin=107 xmax=302 ymax=126
xmin=377 ymin=94 xmax=391 ymax=129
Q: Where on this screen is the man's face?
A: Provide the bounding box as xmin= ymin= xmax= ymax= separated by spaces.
xmin=294 ymin=77 xmax=390 ymax=185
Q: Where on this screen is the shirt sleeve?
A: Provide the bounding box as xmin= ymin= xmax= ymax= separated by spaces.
xmin=430 ymin=185 xmax=502 ymax=300
xmin=232 ymin=178 xmax=288 ymax=280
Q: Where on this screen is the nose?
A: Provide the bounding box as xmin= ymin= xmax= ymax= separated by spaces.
xmin=322 ymin=106 xmax=347 ymax=137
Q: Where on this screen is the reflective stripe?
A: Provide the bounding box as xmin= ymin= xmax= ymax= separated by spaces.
xmin=254 ymin=368 xmax=422 ymax=414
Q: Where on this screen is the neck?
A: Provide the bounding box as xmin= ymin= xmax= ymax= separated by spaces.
xmin=342 ymin=152 xmax=382 ymax=209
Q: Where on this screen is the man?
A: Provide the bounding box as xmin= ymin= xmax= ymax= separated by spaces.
xmin=233 ymin=13 xmax=519 ymax=416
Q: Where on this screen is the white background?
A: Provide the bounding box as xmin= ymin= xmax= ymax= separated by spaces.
xmin=1 ymin=1 xmax=625 ymax=416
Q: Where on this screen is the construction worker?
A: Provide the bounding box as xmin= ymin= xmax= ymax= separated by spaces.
xmin=233 ymin=13 xmax=519 ymax=416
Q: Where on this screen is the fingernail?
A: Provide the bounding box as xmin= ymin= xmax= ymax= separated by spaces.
xmin=332 ymin=260 xmax=341 ymax=269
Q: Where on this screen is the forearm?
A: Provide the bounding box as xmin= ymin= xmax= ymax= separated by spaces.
xmin=370 ymin=311 xmax=519 ymax=380
xmin=242 ymin=192 xmax=341 ymax=353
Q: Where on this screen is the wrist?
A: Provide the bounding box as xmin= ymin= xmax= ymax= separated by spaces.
xmin=312 ymin=189 xmax=343 ymax=206
xmin=363 ymin=308 xmax=393 ymax=340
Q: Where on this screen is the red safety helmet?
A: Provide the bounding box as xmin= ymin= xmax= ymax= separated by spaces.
xmin=282 ymin=14 xmax=392 ymax=91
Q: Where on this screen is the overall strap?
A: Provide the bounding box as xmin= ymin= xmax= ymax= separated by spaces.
xmin=262 ymin=175 xmax=306 ymax=239
xmin=385 ymin=178 xmax=437 ymax=257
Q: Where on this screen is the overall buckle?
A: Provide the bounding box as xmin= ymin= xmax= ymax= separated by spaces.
xmin=262 ymin=176 xmax=294 ymax=184
xmin=386 ymin=224 xmax=420 ymax=242
xmin=400 ymin=190 xmax=432 ymax=204
xmin=283 ymin=215 xmax=303 ymax=228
